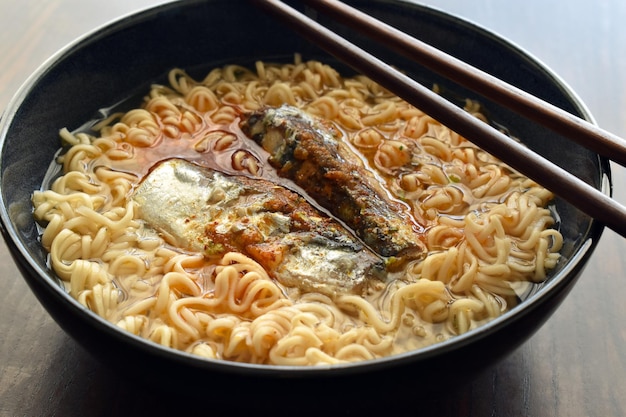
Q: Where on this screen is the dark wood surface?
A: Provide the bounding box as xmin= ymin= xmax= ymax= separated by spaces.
xmin=1 ymin=1 xmax=625 ymax=416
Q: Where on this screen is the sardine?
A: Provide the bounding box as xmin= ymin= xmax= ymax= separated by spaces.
xmin=240 ymin=105 xmax=425 ymax=259
xmin=132 ymin=159 xmax=385 ymax=296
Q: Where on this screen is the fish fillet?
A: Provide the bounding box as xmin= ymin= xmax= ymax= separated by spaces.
xmin=132 ymin=159 xmax=385 ymax=296
xmin=240 ymin=104 xmax=425 ymax=259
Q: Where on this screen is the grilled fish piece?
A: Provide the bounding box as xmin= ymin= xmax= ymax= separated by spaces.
xmin=132 ymin=159 xmax=385 ymax=296
xmin=240 ymin=105 xmax=425 ymax=259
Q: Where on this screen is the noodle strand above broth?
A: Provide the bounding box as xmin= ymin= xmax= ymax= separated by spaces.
xmin=32 ymin=57 xmax=562 ymax=365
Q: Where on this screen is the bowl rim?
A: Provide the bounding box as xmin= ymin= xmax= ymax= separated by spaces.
xmin=0 ymin=0 xmax=609 ymax=377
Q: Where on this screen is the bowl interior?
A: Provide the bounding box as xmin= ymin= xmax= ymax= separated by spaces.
xmin=0 ymin=0 xmax=608 ymax=380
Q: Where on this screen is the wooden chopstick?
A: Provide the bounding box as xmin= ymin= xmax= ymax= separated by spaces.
xmin=250 ymin=0 xmax=626 ymax=239
xmin=302 ymin=0 xmax=626 ymax=168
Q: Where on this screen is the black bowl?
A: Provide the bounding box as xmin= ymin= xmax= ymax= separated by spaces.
xmin=0 ymin=0 xmax=608 ymax=406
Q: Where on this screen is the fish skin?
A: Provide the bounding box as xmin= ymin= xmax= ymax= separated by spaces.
xmin=132 ymin=159 xmax=385 ymax=296
xmin=240 ymin=104 xmax=425 ymax=259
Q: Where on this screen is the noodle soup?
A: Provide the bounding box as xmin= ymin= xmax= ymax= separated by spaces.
xmin=32 ymin=57 xmax=562 ymax=365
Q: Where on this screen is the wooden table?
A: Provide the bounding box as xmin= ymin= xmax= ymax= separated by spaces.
xmin=1 ymin=1 xmax=625 ymax=416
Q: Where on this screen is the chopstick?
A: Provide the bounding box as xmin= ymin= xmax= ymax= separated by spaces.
xmin=303 ymin=0 xmax=626 ymax=168
xmin=250 ymin=0 xmax=626 ymax=239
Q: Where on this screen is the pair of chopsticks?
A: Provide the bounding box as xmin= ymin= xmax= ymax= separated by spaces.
xmin=250 ymin=0 xmax=626 ymax=239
